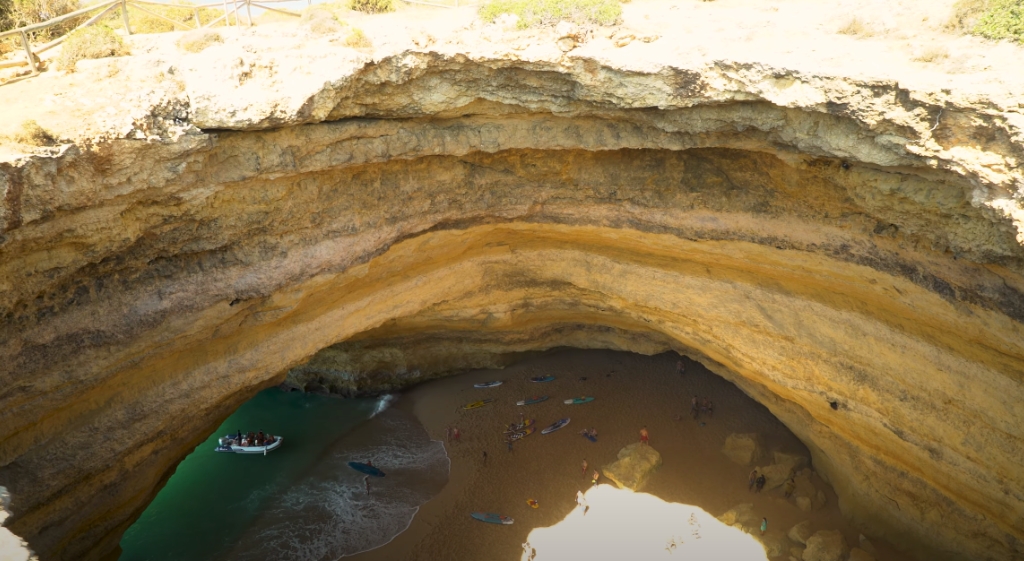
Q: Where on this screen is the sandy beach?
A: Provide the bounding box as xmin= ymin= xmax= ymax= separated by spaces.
xmin=352 ymin=349 xmax=903 ymax=561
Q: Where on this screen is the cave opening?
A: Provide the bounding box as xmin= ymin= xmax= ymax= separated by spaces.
xmin=117 ymin=347 xmax=902 ymax=561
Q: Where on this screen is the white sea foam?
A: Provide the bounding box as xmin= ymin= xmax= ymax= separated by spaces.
xmin=226 ymin=410 xmax=448 ymax=561
xmin=369 ymin=394 xmax=395 ymax=418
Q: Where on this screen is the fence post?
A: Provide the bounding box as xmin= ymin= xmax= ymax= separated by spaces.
xmin=245 ymin=0 xmax=252 ymax=26
xmin=19 ymin=30 xmax=37 ymax=74
xmin=121 ymin=0 xmax=132 ymax=35
xmin=193 ymin=7 xmax=201 ymax=27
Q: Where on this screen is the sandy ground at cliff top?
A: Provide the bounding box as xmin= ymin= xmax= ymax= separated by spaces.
xmin=2 ymin=0 xmax=1023 ymax=154
xmin=350 ymin=349 xmax=905 ymax=561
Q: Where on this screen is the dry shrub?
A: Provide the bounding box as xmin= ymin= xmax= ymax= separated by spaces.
xmin=837 ymin=16 xmax=875 ymax=37
xmin=349 ymin=0 xmax=392 ymax=14
xmin=479 ymin=0 xmax=621 ymax=29
xmin=176 ymin=28 xmax=221 ymax=52
xmin=946 ymin=0 xmax=989 ymax=32
xmin=913 ymin=45 xmax=950 ymax=62
xmin=56 ymin=24 xmax=127 ymax=71
xmin=109 ymin=1 xmax=223 ymax=34
xmin=343 ymin=27 xmax=370 ymax=47
xmin=5 ymin=0 xmax=84 ymax=39
xmin=12 ymin=120 xmax=56 ymax=145
xmin=301 ymin=6 xmax=344 ymax=35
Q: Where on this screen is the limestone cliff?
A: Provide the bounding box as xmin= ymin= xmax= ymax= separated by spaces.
xmin=1 ymin=5 xmax=1023 ymax=561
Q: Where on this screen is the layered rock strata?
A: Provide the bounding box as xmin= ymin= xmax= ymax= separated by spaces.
xmin=0 ymin=25 xmax=1023 ymax=561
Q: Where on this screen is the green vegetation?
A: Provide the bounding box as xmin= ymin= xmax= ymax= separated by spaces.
xmin=2 ymin=0 xmax=83 ymax=38
xmin=348 ymin=0 xmax=392 ymax=14
xmin=56 ymin=24 xmax=127 ymax=70
xmin=478 ymin=0 xmax=620 ymax=29
xmin=176 ymin=28 xmax=221 ymax=52
xmin=949 ymin=0 xmax=1023 ymax=42
xmin=343 ymin=26 xmax=370 ymax=47
xmin=973 ymin=0 xmax=1024 ymax=42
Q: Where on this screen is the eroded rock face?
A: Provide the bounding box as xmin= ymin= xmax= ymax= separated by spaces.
xmin=601 ymin=443 xmax=663 ymax=491
xmin=0 ymin=22 xmax=1022 ymax=561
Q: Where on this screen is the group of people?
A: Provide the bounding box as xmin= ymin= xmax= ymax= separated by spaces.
xmin=235 ymin=430 xmax=274 ymax=447
xmin=689 ymin=395 xmax=714 ymax=420
xmin=580 ymin=427 xmax=598 ymax=438
xmin=444 ymin=426 xmax=461 ymax=443
xmin=748 ymin=469 xmax=767 ymax=493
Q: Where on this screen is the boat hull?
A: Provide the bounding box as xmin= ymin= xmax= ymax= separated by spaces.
xmin=215 ymin=436 xmax=283 ymax=454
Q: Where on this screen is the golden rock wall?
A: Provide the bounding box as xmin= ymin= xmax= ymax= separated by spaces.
xmin=0 ymin=53 xmax=1022 ymax=561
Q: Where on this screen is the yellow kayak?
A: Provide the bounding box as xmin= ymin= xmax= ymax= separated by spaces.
xmin=463 ymin=398 xmax=496 ymax=410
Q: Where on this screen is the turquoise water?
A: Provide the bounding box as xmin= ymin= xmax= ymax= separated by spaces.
xmin=119 ymin=389 xmax=380 ymax=561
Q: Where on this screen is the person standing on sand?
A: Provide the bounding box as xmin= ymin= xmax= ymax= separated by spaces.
xmin=756 ymin=474 xmax=766 ymax=493
xmin=760 ymin=517 xmax=768 ymax=536
xmin=445 ymin=426 xmax=451 ymax=443
xmin=592 ymin=470 xmax=601 ymax=486
xmin=453 ymin=426 xmax=461 ymax=443
xmin=364 ymin=476 xmax=370 ymax=495
xmin=748 ymin=469 xmax=758 ymax=492
xmin=582 ymin=459 xmax=589 ymax=478
xmin=691 ymin=396 xmax=699 ymax=420
xmin=640 ymin=426 xmax=649 ymax=445
xmin=677 ymin=360 xmax=686 ymax=375
xmin=707 ymin=399 xmax=714 ymax=419
xmin=482 ymin=451 xmax=488 ymax=466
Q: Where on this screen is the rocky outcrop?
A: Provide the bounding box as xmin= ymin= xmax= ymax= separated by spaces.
xmin=803 ymin=530 xmax=850 ymax=561
xmin=789 ymin=520 xmax=813 ymax=545
xmin=722 ymin=433 xmax=765 ymax=466
xmin=601 ymin=443 xmax=662 ymax=491
xmin=0 ymin=7 xmax=1023 ymax=561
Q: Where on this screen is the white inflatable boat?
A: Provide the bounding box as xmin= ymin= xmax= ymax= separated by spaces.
xmin=215 ymin=434 xmax=283 ymax=454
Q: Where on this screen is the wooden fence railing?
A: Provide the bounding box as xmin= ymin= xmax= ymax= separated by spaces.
xmin=0 ymin=0 xmax=305 ymax=73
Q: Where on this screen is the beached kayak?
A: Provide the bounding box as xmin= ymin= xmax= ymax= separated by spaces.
xmin=564 ymin=396 xmax=595 ymax=405
xmin=508 ymin=427 xmax=535 ymax=441
xmin=471 ymin=512 xmax=514 ymax=525
xmin=516 ymin=395 xmax=549 ymax=406
xmin=529 ymin=376 xmax=555 ymax=383
xmin=474 ymin=381 xmax=503 ymax=388
xmin=541 ymin=418 xmax=570 ymax=434
xmin=463 ymin=399 xmax=495 ymax=410
xmin=348 ymin=462 xmax=386 ymax=477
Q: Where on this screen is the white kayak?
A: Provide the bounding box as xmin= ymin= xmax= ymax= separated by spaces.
xmin=215 ymin=435 xmax=283 ymax=454
xmin=474 ymin=381 xmax=503 ymax=388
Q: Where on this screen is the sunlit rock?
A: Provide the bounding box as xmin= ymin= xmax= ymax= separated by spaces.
xmin=601 ymin=443 xmax=663 ymax=491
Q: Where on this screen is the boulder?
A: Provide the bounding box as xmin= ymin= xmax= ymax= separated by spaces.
xmin=717 ymin=503 xmax=757 ymax=527
xmin=791 ymin=545 xmax=807 ymax=559
xmin=849 ymin=547 xmax=875 ymax=561
xmin=788 ymin=520 xmax=813 ymax=544
xmin=802 ymin=530 xmax=849 ymax=561
xmin=756 ymin=461 xmax=797 ymax=491
xmin=722 ymin=433 xmax=764 ymax=465
xmin=796 ymin=496 xmax=812 ymax=512
xmin=757 ymin=533 xmax=789 ymax=557
xmin=858 ymin=535 xmax=877 ymax=555
xmin=774 ymin=451 xmax=810 ymax=471
xmin=601 ymin=443 xmax=662 ymax=490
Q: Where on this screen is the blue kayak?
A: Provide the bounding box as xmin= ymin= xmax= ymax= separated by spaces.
xmin=530 ymin=376 xmax=555 ymax=383
xmin=564 ymin=396 xmax=595 ymax=405
xmin=348 ymin=462 xmax=386 ymax=477
xmin=471 ymin=512 xmax=514 ymax=525
xmin=541 ymin=418 xmax=570 ymax=434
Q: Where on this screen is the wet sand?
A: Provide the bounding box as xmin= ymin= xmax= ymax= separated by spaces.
xmin=353 ymin=349 xmax=902 ymax=561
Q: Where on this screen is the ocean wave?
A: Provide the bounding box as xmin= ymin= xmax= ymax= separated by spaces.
xmin=369 ymin=394 xmax=395 ymax=418
xmin=225 ymin=411 xmax=447 ymax=561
